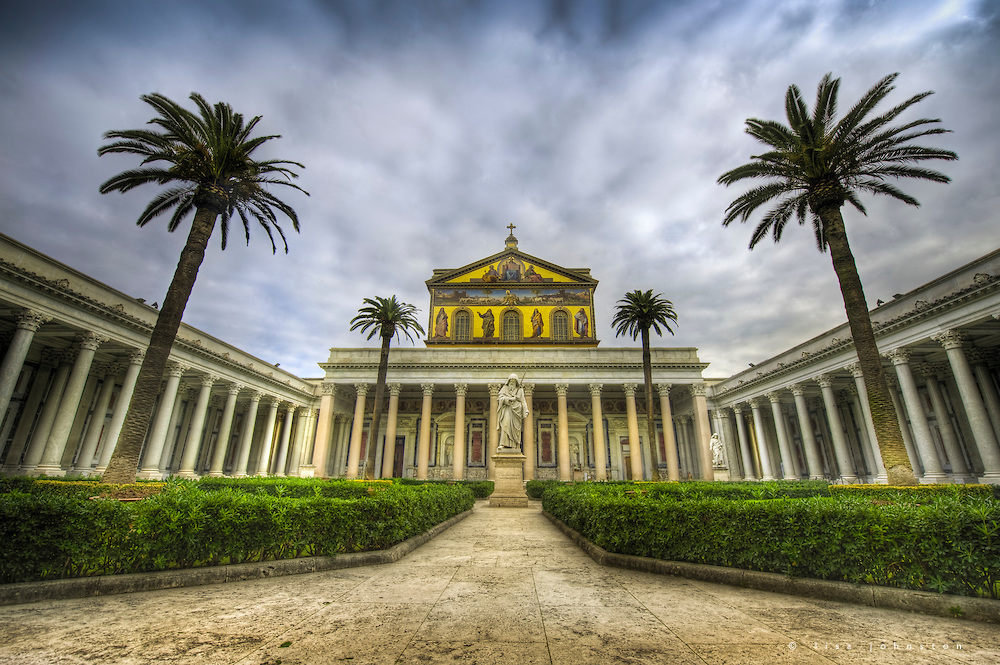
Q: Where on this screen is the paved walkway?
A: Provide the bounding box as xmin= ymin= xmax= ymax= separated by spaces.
xmin=1 ymin=501 xmax=998 ymax=664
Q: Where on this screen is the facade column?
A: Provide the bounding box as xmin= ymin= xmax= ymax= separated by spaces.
xmin=841 ymin=387 xmax=875 ymax=480
xmin=732 ymin=405 xmax=757 ymax=480
xmin=232 ymin=390 xmax=262 ymax=477
xmin=177 ymin=374 xmax=216 ymax=478
xmin=0 ymin=310 xmax=49 ymax=418
xmin=885 ymin=376 xmax=921 ymax=474
xmin=487 ymin=383 xmax=500 ymax=479
xmin=623 ymin=383 xmax=643 ymax=481
xmin=846 ymin=364 xmax=888 ymax=483
xmin=452 ymin=383 xmax=467 ymax=481
xmin=380 ymin=384 xmax=402 ymax=478
xmin=590 ymin=384 xmax=607 ymax=481
xmin=309 ymin=383 xmax=337 ymax=477
xmin=73 ymin=364 xmax=118 ymax=475
xmin=2 ymin=362 xmax=51 ymax=473
xmin=21 ymin=352 xmax=72 ymax=473
xmin=886 ymin=348 xmax=947 ymax=482
xmin=287 ymin=408 xmax=313 ymax=477
xmin=95 ymin=350 xmax=144 ymax=474
xmin=416 ymin=383 xmax=434 ymax=480
xmin=522 ymin=383 xmax=535 ymax=480
xmin=935 ymin=331 xmax=1000 ymax=483
xmin=969 ymin=350 xmax=1000 ymax=442
xmin=273 ymin=405 xmax=296 ymax=476
xmin=159 ymin=386 xmax=190 ymax=473
xmin=816 ymin=375 xmax=858 ymax=482
xmin=918 ymin=363 xmax=970 ymax=480
xmin=675 ymin=416 xmax=690 ymax=477
xmin=789 ymin=385 xmax=824 ymax=479
xmin=717 ymin=407 xmax=742 ymax=480
xmin=346 ymin=383 xmax=369 ymax=479
xmin=135 ymin=362 xmax=187 ymax=479
xmin=555 ymin=383 xmax=571 ymax=481
xmin=656 ymin=385 xmax=678 ymax=481
xmin=766 ymin=392 xmax=796 ymax=480
xmin=208 ymin=383 xmax=242 ymax=476
xmin=690 ymin=384 xmax=714 ymax=480
xmin=37 ymin=333 xmax=107 ymax=476
xmin=254 ymin=397 xmax=280 ymax=476
xmin=747 ymin=398 xmax=775 ymax=480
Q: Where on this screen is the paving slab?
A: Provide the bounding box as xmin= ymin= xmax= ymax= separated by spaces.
xmin=2 ymin=501 xmax=999 ymax=664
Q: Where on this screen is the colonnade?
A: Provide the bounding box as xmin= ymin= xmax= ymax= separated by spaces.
xmin=712 ymin=329 xmax=1000 ymax=484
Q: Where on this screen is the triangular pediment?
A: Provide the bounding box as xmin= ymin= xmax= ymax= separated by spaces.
xmin=426 ymin=248 xmax=597 ymax=287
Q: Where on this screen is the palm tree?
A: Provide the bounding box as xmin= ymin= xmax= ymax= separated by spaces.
xmin=350 ymin=296 xmax=425 ymax=479
xmin=718 ymin=73 xmax=956 ymax=486
xmin=98 ymin=92 xmax=307 ymax=483
xmin=612 ymin=289 xmax=678 ymax=482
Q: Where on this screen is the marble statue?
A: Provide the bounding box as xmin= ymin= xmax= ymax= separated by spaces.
xmin=497 ymin=373 xmax=529 ymax=452
xmin=710 ymin=433 xmax=725 ymax=467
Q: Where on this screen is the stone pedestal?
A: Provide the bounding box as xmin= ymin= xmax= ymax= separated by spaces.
xmin=712 ymin=467 xmax=730 ymax=482
xmin=490 ymin=452 xmax=529 ymax=507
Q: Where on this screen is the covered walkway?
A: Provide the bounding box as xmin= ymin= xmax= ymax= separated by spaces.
xmin=1 ymin=502 xmax=998 ymax=664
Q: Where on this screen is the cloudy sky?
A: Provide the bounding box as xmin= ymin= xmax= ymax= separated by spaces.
xmin=1 ymin=0 xmax=997 ymax=380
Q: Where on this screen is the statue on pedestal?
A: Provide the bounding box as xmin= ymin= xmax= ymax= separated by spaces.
xmin=497 ymin=373 xmax=528 ymax=452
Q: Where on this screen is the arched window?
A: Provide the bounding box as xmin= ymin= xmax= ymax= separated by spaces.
xmin=552 ymin=310 xmax=569 ymax=341
xmin=502 ymin=310 xmax=521 ymax=341
xmin=454 ymin=310 xmax=471 ymax=341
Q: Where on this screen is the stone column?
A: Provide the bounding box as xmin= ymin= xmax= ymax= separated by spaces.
xmin=37 ymin=333 xmax=107 ymax=476
xmin=309 ymin=383 xmax=337 ymax=477
xmin=691 ymin=384 xmax=714 ymax=480
xmin=556 ymin=383 xmax=571 ymax=481
xmin=21 ymin=352 xmax=72 ymax=472
xmin=885 ymin=375 xmax=921 ymax=474
xmin=487 ymin=383 xmax=500 ymax=479
xmin=918 ymin=363 xmax=970 ymax=480
xmin=287 ymin=408 xmax=313 ymax=477
xmin=3 ymin=363 xmax=51 ymax=473
xmin=732 ymin=405 xmax=757 ymax=480
xmin=816 ymin=375 xmax=858 ymax=482
xmin=452 ymin=383 xmax=467 ymax=481
xmin=346 ymin=384 xmax=369 ymax=479
xmin=717 ymin=407 xmax=742 ymax=479
xmin=766 ymin=392 xmax=796 ymax=480
xmin=935 ymin=331 xmax=1000 ymax=483
xmin=95 ymin=350 xmax=144 ymax=474
xmin=208 ymin=383 xmax=241 ymax=476
xmin=522 ymin=383 xmax=535 ymax=480
xmin=846 ymin=364 xmax=888 ymax=483
xmin=590 ymin=384 xmax=607 ymax=481
xmin=623 ymin=383 xmax=643 ymax=481
xmin=232 ymin=390 xmax=262 ymax=477
xmin=416 ymin=383 xmax=434 ymax=480
xmin=886 ymin=348 xmax=947 ymax=482
xmin=657 ymin=385 xmax=679 ymax=481
xmin=135 ymin=362 xmax=186 ymax=479
xmin=72 ymin=364 xmax=118 ymax=475
xmin=159 ymin=386 xmax=191 ymax=473
xmin=789 ymin=385 xmax=824 ymax=479
xmin=377 ymin=384 xmax=401 ymax=478
xmin=841 ymin=387 xmax=875 ymax=481
xmin=675 ymin=416 xmax=690 ymax=477
xmin=254 ymin=397 xmax=280 ymax=476
xmin=747 ymin=398 xmax=775 ymax=480
xmin=969 ymin=350 xmax=1000 ymax=443
xmin=273 ymin=405 xmax=296 ymax=476
xmin=177 ymin=374 xmax=216 ymax=478
xmin=0 ymin=310 xmax=49 ymax=418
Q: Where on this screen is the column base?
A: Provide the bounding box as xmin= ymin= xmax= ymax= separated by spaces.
xmin=490 ymin=453 xmax=529 ymax=508
xmin=33 ymin=464 xmax=65 ymax=477
xmin=136 ymin=468 xmax=165 ymax=481
xmin=918 ymin=473 xmax=951 ymax=484
xmin=975 ymin=472 xmax=1000 ymax=485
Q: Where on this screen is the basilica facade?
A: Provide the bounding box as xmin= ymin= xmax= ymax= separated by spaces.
xmin=0 ymin=230 xmax=998 ymax=485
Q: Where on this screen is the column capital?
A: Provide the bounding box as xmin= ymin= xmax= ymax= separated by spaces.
xmin=622 ymin=383 xmax=637 ymax=397
xmin=75 ymin=331 xmax=108 ymax=351
xmin=226 ymin=382 xmax=244 ymax=396
xmin=815 ymin=374 xmax=835 ymax=388
xmin=555 ymin=383 xmax=569 ymax=396
xmin=748 ymin=397 xmax=762 ymax=409
xmin=884 ymin=347 xmax=911 ymax=365
xmin=127 ymin=349 xmax=145 ymax=365
xmin=966 ymin=348 xmax=993 ymax=366
xmin=354 ymin=383 xmax=369 ymax=397
xmin=732 ymin=404 xmax=744 ymax=415
xmin=933 ymin=329 xmax=966 ymax=350
xmin=765 ymin=391 xmax=783 ymax=403
xmin=199 ymin=373 xmax=218 ymax=387
xmin=320 ymin=382 xmax=337 ymax=396
xmin=588 ymin=383 xmax=603 ymax=397
xmin=15 ymin=309 xmax=50 ymax=332
xmin=690 ymin=383 xmax=708 ymax=397
xmin=488 ymin=383 xmax=501 ymax=396
xmin=657 ymin=383 xmax=672 ymax=397
xmin=845 ymin=362 xmax=863 ymax=378
xmin=789 ymin=383 xmax=805 ymax=396
xmin=165 ymin=361 xmax=188 ymax=378
xmin=421 ymin=383 xmax=435 ymax=396
xmin=453 ymin=383 xmax=468 ymax=396
xmin=522 ymin=382 xmax=534 ymax=396
xmin=262 ymin=396 xmax=279 ymax=407
xmin=246 ymin=389 xmax=263 ymax=402
xmin=388 ymin=383 xmax=403 ymax=396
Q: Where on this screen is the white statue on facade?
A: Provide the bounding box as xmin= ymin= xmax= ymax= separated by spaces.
xmin=710 ymin=433 xmax=725 ymax=468
xmin=497 ymin=373 xmax=529 ymax=452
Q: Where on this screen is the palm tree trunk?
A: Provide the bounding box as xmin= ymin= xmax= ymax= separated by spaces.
xmin=102 ymin=208 xmax=218 ymax=484
xmin=820 ymin=207 xmax=917 ymax=485
xmin=641 ymin=328 xmax=661 ymax=482
xmin=364 ymin=332 xmax=391 ymax=479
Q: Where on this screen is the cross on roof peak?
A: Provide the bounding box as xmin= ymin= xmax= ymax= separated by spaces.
xmin=506 ymin=223 xmax=516 ymax=235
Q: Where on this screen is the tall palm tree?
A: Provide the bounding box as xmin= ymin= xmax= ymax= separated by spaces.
xmin=350 ymin=296 xmax=425 ymax=479
xmin=612 ymin=289 xmax=678 ymax=482
xmin=718 ymin=73 xmax=956 ymax=486
xmin=98 ymin=92 xmax=307 ymax=483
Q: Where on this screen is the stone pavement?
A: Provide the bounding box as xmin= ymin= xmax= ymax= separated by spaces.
xmin=1 ymin=501 xmax=999 ymax=664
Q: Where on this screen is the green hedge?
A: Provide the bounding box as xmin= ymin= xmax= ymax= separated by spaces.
xmin=0 ymin=481 xmax=473 ymax=583
xmin=542 ymin=483 xmax=1000 ymax=598
xmin=397 ymin=478 xmax=494 ymax=498
xmin=526 ymin=479 xmax=830 ymax=501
